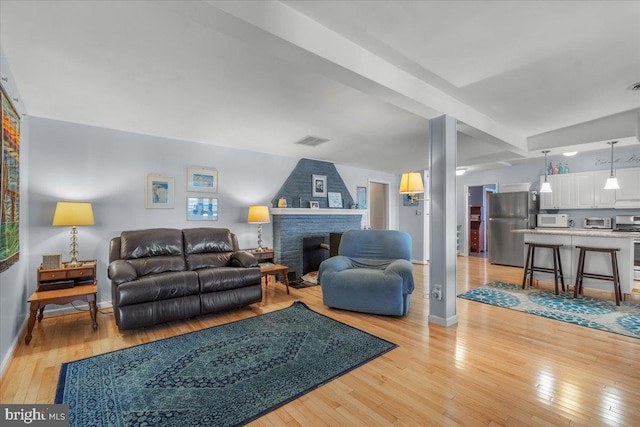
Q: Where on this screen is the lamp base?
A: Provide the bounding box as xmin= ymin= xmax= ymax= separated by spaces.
xmin=68 ymin=226 xmax=80 ymax=267
xmin=256 ymin=223 xmax=264 ymax=252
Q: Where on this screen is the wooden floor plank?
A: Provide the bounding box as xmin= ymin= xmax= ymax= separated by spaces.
xmin=1 ymin=256 xmax=639 ymax=426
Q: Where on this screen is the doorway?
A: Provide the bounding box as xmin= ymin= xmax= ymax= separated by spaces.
xmin=369 ymin=181 xmax=389 ymax=230
xmin=464 ymin=183 xmax=496 ymax=257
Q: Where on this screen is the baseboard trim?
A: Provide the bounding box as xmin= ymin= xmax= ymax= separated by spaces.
xmin=0 ymin=316 xmax=28 ymax=380
xmin=428 ymin=314 xmax=459 ymax=327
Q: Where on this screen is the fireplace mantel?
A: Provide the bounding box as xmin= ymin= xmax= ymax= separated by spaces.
xmin=270 ymin=208 xmax=367 ymax=216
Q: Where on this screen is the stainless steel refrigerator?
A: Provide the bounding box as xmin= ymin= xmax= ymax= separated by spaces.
xmin=488 ymin=191 xmax=538 ymax=267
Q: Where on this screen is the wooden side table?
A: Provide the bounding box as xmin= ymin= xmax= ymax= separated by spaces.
xmin=245 ymin=248 xmax=274 ymax=263
xmin=25 ymin=259 xmax=98 ymax=345
xmin=259 ymin=264 xmax=290 ymax=294
xmin=25 ymin=284 xmax=98 ymax=345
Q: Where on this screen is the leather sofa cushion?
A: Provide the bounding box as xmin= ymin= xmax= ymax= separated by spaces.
xmin=186 ymin=252 xmax=233 ymax=271
xmin=198 ymin=267 xmax=261 ymax=293
xmin=183 ymin=228 xmax=234 ymax=254
xmin=183 ymin=228 xmax=237 ymax=270
xmin=120 ymin=229 xmax=185 ymax=276
xmin=121 ymin=228 xmax=184 ymax=259
xmin=116 ymin=271 xmax=200 ymax=307
xmin=128 ymin=256 xmax=186 ymax=278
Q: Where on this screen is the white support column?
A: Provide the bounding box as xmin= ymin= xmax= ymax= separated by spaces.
xmin=428 ymin=115 xmax=458 ymax=327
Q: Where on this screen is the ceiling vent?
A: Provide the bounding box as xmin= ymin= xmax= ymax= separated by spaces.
xmin=295 ymin=136 xmax=330 ymax=147
xmin=628 ymin=81 xmax=640 ymax=91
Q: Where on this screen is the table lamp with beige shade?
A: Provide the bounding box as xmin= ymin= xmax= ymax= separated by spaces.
xmin=52 ymin=201 xmax=94 ymax=267
xmin=247 ymin=205 xmax=270 ymax=252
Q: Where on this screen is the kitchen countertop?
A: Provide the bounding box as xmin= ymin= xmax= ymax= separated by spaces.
xmin=513 ymin=228 xmax=640 ymax=238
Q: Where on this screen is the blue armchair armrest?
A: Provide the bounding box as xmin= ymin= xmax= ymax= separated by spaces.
xmin=318 ymin=255 xmax=353 ymax=283
xmin=385 ymin=259 xmax=415 ymax=294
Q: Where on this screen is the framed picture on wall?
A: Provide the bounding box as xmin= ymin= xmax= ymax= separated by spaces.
xmin=356 ymin=186 xmax=367 ymax=209
xmin=312 ymin=175 xmax=327 ymax=197
xmin=145 ymin=174 xmax=175 ymax=209
xmin=187 ymin=197 xmax=218 ymax=221
xmin=187 ymin=167 xmax=218 ymax=193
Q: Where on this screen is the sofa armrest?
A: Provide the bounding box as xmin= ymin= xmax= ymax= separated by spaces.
xmin=318 ymin=255 xmax=354 ymax=283
xmin=385 ymin=259 xmax=415 ymax=294
xmin=230 ymin=251 xmax=259 ymax=268
xmin=108 ymin=260 xmax=138 ymax=285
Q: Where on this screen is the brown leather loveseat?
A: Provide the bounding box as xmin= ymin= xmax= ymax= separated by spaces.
xmin=108 ymin=227 xmax=262 ymax=330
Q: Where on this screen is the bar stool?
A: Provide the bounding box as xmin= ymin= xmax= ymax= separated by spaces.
xmin=573 ymin=246 xmax=622 ymax=306
xmin=522 ymin=243 xmax=565 ymax=295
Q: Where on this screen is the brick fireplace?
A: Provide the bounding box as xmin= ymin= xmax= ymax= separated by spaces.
xmin=272 ymin=209 xmax=363 ymax=280
xmin=270 ymin=158 xmax=366 ymax=280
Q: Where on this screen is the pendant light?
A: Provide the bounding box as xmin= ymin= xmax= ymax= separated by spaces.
xmin=540 ymin=150 xmax=552 ymax=193
xmin=604 ymin=141 xmax=620 ymax=190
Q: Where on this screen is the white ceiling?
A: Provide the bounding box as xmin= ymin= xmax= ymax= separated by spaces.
xmin=1 ymin=0 xmax=639 ymax=174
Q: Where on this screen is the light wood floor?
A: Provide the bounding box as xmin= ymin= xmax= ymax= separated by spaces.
xmin=2 ymin=257 xmax=639 ymax=426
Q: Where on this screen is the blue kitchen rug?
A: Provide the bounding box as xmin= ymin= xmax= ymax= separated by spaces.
xmin=55 ymin=302 xmax=396 ymax=426
xmin=458 ymin=281 xmax=640 ymax=339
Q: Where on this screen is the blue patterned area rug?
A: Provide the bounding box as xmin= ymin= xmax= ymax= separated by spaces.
xmin=55 ymin=301 xmax=396 ymax=426
xmin=458 ymin=281 xmax=640 ymax=339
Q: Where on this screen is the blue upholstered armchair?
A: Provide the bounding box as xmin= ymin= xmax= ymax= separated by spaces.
xmin=318 ymin=230 xmax=414 ymax=316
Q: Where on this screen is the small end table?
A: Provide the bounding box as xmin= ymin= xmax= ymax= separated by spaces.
xmin=25 ymin=285 xmax=98 ymax=345
xmin=260 ymin=264 xmax=290 ymax=294
xmin=245 ymin=248 xmax=274 ymax=263
xmin=25 ymin=259 xmax=98 ymax=345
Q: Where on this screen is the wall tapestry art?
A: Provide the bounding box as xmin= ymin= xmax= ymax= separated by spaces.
xmin=0 ymin=87 xmax=20 ymax=272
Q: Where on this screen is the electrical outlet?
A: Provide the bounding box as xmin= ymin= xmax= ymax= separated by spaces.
xmin=431 ymin=284 xmax=442 ymax=300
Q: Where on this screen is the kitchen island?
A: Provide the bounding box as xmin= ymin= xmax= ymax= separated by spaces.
xmin=513 ymin=228 xmax=639 ymax=296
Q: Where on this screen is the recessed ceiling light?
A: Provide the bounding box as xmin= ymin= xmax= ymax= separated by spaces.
xmin=563 ymin=151 xmax=578 ymax=156
xmin=628 ymin=81 xmax=640 ymax=91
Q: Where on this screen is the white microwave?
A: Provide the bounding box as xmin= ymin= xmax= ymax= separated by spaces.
xmin=537 ymin=214 xmax=569 ymax=228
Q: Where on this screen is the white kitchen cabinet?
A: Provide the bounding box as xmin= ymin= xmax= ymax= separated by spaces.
xmin=574 ymin=171 xmax=616 ymax=209
xmin=539 ymin=174 xmax=574 ymax=209
xmin=615 ymin=167 xmax=640 ymax=201
xmin=574 ymin=172 xmax=595 ymax=209
xmin=556 ymin=174 xmax=575 ymax=208
xmin=593 ymin=170 xmax=616 ymax=208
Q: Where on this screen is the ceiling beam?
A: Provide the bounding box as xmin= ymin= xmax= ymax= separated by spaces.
xmin=161 ymin=0 xmax=527 ymax=152
xmin=527 ymin=108 xmax=640 ymax=151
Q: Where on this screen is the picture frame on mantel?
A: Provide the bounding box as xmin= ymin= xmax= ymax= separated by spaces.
xmin=312 ymin=175 xmax=327 ymax=197
xmin=328 ymin=192 xmax=343 ymax=208
xmin=145 ymin=174 xmax=175 ymax=209
xmin=310 ymin=201 xmax=319 ymax=209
